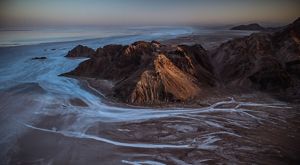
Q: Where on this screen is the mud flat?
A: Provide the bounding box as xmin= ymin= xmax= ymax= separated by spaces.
xmin=8 ymin=96 xmax=300 ymax=164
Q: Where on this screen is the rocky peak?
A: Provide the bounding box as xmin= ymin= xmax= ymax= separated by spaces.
xmin=65 ymin=45 xmax=95 ymax=58
xmin=63 ymin=41 xmax=215 ymax=104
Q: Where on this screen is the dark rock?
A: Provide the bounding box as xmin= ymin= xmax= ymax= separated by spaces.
xmin=286 ymin=60 xmax=300 ymax=78
xmin=31 ymin=57 xmax=47 ymax=60
xmin=65 ymin=45 xmax=95 ymax=58
xmin=248 ymin=57 xmax=291 ymax=90
xmin=212 ymin=18 xmax=300 ymax=91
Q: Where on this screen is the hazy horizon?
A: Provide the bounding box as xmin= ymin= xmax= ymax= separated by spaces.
xmin=0 ymin=0 xmax=299 ymax=27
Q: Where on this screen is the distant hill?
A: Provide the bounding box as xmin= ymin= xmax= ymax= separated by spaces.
xmin=231 ymin=23 xmax=265 ymax=31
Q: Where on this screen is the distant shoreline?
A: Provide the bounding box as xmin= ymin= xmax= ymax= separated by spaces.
xmin=0 ymin=29 xmax=253 ymax=50
xmin=0 ymin=26 xmax=195 ymax=48
xmin=0 ymin=34 xmax=138 ymax=48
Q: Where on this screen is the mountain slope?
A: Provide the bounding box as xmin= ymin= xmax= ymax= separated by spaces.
xmin=63 ymin=41 xmax=215 ymax=104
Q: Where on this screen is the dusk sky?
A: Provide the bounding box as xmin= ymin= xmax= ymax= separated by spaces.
xmin=0 ymin=0 xmax=299 ymax=27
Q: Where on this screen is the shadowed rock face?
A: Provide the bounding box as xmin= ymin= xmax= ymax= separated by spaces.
xmin=65 ymin=45 xmax=95 ymax=58
xmin=212 ymin=18 xmax=300 ymax=90
xmin=64 ymin=41 xmax=215 ymax=104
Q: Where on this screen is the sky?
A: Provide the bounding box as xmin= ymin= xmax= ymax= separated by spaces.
xmin=0 ymin=0 xmax=299 ymax=27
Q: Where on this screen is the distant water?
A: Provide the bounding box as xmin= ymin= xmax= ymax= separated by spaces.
xmin=0 ymin=26 xmax=194 ymax=47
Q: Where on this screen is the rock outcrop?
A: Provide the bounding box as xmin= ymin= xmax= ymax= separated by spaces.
xmin=212 ymin=18 xmax=300 ymax=91
xmin=63 ymin=18 xmax=300 ymax=105
xmin=31 ymin=57 xmax=47 ymax=60
xmin=63 ymin=41 xmax=215 ymax=104
xmin=65 ymin=45 xmax=95 ymax=58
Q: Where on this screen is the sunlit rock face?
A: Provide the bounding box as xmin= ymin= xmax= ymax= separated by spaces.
xmin=65 ymin=45 xmax=95 ymax=58
xmin=63 ymin=41 xmax=215 ymax=104
xmin=211 ymin=18 xmax=300 ymax=90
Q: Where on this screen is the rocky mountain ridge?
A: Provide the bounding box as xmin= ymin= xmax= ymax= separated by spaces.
xmin=63 ymin=18 xmax=300 ymax=105
xmin=63 ymin=41 xmax=216 ymax=104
